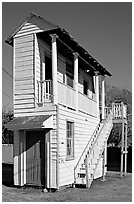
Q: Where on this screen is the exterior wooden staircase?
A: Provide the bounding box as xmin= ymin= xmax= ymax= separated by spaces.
xmin=74 ymin=111 xmax=113 ymax=187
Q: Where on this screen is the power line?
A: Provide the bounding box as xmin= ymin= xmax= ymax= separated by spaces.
xmin=2 ymin=90 xmax=13 ymax=100
xmin=2 ymin=68 xmax=13 ymax=78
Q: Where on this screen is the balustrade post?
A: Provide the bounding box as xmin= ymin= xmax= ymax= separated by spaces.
xmin=73 ymin=52 xmax=79 ymax=111
xmin=121 ymin=121 xmax=125 ymax=177
xmin=50 ymin=34 xmax=58 ymax=105
xmin=124 ymin=123 xmax=128 ymax=175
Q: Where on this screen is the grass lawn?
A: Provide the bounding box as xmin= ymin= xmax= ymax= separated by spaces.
xmin=2 ymin=171 xmax=132 ymax=202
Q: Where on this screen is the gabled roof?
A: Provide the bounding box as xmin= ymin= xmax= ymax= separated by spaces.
xmin=5 ymin=12 xmax=112 ymax=76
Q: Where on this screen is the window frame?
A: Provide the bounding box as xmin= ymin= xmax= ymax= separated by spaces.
xmin=66 ymin=61 xmax=74 ymax=88
xmin=66 ymin=121 xmax=75 ymax=160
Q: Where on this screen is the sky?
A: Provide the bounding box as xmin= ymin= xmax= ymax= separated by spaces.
xmin=2 ymin=2 xmax=132 ymax=110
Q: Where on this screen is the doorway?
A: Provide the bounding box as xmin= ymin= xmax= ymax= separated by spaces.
xmin=26 ymin=130 xmax=49 ymax=186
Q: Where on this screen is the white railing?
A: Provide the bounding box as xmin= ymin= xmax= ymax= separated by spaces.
xmin=74 ymin=111 xmax=113 ymax=186
xmin=58 ymin=81 xmax=76 ymax=110
xmin=74 ymin=122 xmax=102 ymax=182
xmin=78 ymin=92 xmax=97 ymax=117
xmin=37 ymin=80 xmax=53 ymax=104
xmin=123 ymin=104 xmax=127 ymax=118
xmin=104 ymin=107 xmax=112 ymax=119
xmin=112 ymin=102 xmax=127 ymax=119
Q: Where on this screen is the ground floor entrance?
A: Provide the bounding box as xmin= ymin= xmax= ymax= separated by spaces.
xmin=26 ymin=130 xmax=50 ymax=186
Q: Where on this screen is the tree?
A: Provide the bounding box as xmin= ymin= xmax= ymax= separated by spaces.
xmin=2 ymin=109 xmax=14 ymax=144
xmin=105 ymin=80 xmax=132 ymax=147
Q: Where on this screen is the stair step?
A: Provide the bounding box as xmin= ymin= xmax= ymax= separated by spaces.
xmin=75 ymin=177 xmax=86 ymax=185
xmin=78 ymin=173 xmax=86 ymax=178
xmin=78 ymin=169 xmax=86 ymax=174
xmin=75 ymin=177 xmax=93 ymax=187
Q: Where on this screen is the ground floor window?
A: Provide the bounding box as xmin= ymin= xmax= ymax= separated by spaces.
xmin=66 ymin=121 xmax=74 ymax=159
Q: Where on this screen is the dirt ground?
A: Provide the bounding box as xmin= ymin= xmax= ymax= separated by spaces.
xmin=2 ymin=171 xmax=132 ymax=202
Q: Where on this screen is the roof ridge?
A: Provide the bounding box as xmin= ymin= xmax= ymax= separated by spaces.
xmin=5 ymin=12 xmax=59 ymax=45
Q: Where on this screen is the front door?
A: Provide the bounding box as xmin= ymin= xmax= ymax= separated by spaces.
xmin=26 ymin=130 xmax=45 ymax=186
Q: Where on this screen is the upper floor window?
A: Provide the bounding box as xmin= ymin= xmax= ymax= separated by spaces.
xmin=66 ymin=61 xmax=74 ymax=88
xmin=83 ymin=80 xmax=88 ymax=95
xmin=45 ymin=55 xmax=52 ymax=80
xmin=66 ymin=121 xmax=74 ymax=159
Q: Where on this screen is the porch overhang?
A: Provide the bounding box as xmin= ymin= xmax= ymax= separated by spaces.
xmin=5 ymin=115 xmax=53 ymax=130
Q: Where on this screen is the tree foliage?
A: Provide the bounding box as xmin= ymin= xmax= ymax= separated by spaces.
xmin=104 ymin=80 xmax=132 ymax=147
xmin=2 ymin=109 xmax=14 ymax=144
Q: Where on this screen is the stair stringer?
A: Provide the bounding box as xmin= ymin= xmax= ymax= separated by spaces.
xmin=74 ymin=113 xmax=113 ymax=187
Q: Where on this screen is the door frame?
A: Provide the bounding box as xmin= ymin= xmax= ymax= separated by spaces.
xmin=24 ymin=129 xmax=51 ymax=187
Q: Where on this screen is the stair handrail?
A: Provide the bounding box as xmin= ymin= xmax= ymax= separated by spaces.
xmin=91 ymin=116 xmax=113 ymax=181
xmin=74 ymin=122 xmax=101 ymax=172
xmin=74 ymin=110 xmax=113 ymax=178
xmin=87 ymin=111 xmax=113 ymax=160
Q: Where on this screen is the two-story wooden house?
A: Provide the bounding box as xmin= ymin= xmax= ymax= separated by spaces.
xmin=6 ymin=13 xmax=124 ymax=190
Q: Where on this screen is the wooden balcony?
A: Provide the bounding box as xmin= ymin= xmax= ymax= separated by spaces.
xmin=58 ymin=81 xmax=97 ymax=117
xmin=78 ymin=92 xmax=97 ymax=117
xmin=37 ymin=80 xmax=97 ymax=116
xmin=103 ymin=102 xmax=127 ymax=123
xmin=58 ymin=81 xmax=76 ymax=110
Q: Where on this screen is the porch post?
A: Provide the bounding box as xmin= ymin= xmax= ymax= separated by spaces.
xmin=101 ymin=75 xmax=105 ymax=120
xmin=73 ymin=52 xmax=79 ymax=111
xmin=121 ymin=121 xmax=125 ymax=177
xmin=95 ymin=71 xmax=100 ymax=119
xmin=124 ymin=123 xmax=128 ymax=175
xmin=50 ymin=34 xmax=58 ymax=105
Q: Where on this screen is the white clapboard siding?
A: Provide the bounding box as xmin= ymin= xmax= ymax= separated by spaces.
xmin=15 ymin=84 xmax=34 ymax=91
xmin=15 ymin=34 xmax=33 ymax=44
xmin=14 ymin=105 xmax=56 ymax=117
xmin=15 ymin=46 xmax=34 ymax=53
xmin=50 ymin=114 xmax=57 ymax=188
xmin=15 ymin=41 xmax=34 ymax=49
xmin=15 ymin=51 xmax=33 ymax=59
xmin=14 ymin=34 xmax=35 ymax=115
xmin=15 ymin=98 xmax=35 ymax=105
xmin=58 ymin=105 xmax=99 ymax=187
xmin=15 ymin=21 xmax=44 ymax=38
xmin=14 ymin=65 xmax=34 ymax=72
xmin=15 ymin=60 xmax=33 ymax=68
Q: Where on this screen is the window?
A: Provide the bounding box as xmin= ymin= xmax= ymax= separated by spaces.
xmin=84 ymin=80 xmax=88 ymax=95
xmin=66 ymin=61 xmax=74 ymax=88
xmin=45 ymin=55 xmax=52 ymax=80
xmin=66 ymin=121 xmax=74 ymax=159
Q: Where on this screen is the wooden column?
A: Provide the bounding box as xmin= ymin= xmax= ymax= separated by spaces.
xmin=101 ymin=76 xmax=105 ymax=120
xmin=102 ymin=142 xmax=107 ymax=181
xmin=85 ymin=156 xmax=89 ymax=187
xmin=50 ymin=34 xmax=58 ymax=105
xmin=73 ymin=52 xmax=79 ymax=111
xmin=121 ymin=121 xmax=124 ymax=177
xmin=34 ymin=34 xmax=37 ymax=107
xmin=124 ymin=123 xmax=128 ymax=175
xmin=23 ymin=131 xmax=26 ymax=184
xmin=95 ymin=71 xmax=100 ymax=119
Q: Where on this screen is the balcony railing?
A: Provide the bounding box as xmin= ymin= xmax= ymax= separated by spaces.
xmin=37 ymin=80 xmax=53 ymax=104
xmin=58 ymin=81 xmax=76 ymax=109
xmin=58 ymin=81 xmax=97 ymax=117
xmin=78 ymin=92 xmax=97 ymax=117
xmin=102 ymin=102 xmax=127 ymax=120
xmin=112 ymin=102 xmax=127 ymax=119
